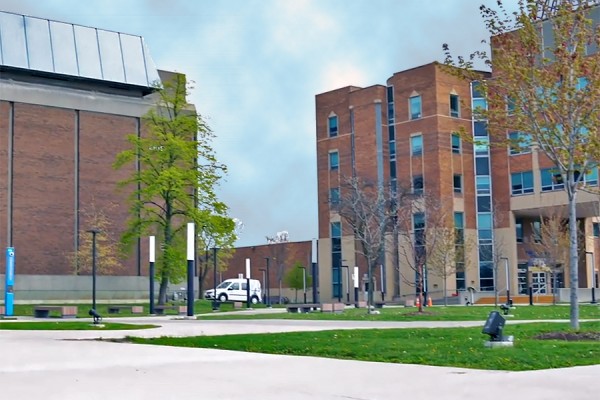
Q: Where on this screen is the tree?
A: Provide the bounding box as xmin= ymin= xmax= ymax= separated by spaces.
xmin=196 ymin=215 xmax=237 ymax=299
xmin=114 ymin=74 xmax=233 ymax=305
xmin=444 ymin=0 xmax=600 ymax=329
xmin=66 ymin=200 xmax=121 ymax=275
xmin=284 ymin=261 xmax=312 ymax=303
xmin=334 ymin=177 xmax=409 ymax=313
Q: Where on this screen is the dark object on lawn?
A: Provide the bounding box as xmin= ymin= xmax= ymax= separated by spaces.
xmin=89 ymin=308 xmax=102 ymax=324
xmin=499 ymin=303 xmax=510 ymax=315
xmin=482 ymin=311 xmax=505 ymax=341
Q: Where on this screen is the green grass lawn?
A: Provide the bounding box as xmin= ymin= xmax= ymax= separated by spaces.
xmin=0 ymin=321 xmax=158 ymax=330
xmin=126 ymin=321 xmax=600 ymax=371
xmin=199 ymin=304 xmax=600 ymax=321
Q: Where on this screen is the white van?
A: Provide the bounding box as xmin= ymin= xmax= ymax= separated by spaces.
xmin=204 ymin=278 xmax=262 ymax=304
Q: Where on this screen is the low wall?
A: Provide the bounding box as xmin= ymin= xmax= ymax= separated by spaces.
xmin=0 ymin=275 xmax=183 ymax=303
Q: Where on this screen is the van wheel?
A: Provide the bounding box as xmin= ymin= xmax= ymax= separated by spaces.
xmin=250 ymin=296 xmax=259 ymax=305
xmin=218 ymin=293 xmax=228 ymax=302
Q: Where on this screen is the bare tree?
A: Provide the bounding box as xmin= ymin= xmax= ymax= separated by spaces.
xmin=334 ymin=177 xmax=407 ymax=313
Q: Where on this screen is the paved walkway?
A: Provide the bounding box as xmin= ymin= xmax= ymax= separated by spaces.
xmin=0 ymin=313 xmax=598 ymax=399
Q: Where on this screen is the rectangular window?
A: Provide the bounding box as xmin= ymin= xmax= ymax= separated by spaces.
xmin=409 ymin=95 xmax=422 ymax=119
xmin=451 ymin=133 xmax=461 ymax=154
xmin=330 ymin=187 xmax=340 ymax=205
xmin=541 ymin=168 xmax=564 ymax=191
xmin=331 ymin=221 xmax=341 ymax=238
xmin=328 ymin=115 xmax=338 ymax=137
xmin=474 ymin=121 xmax=488 ymax=137
xmin=516 ymin=218 xmax=523 ymax=243
xmin=329 ymin=151 xmax=339 ymax=170
xmin=411 ymin=135 xmax=423 ymax=156
xmin=477 ymin=196 xmax=491 ymax=212
xmin=453 ymin=174 xmax=462 ymax=193
xmin=476 ymin=176 xmax=490 ymax=194
xmin=390 ymin=160 xmax=397 ymax=179
xmin=388 ymin=125 xmax=395 ymax=141
xmin=511 ymin=171 xmax=534 ymax=195
xmin=454 ymin=212 xmax=464 ymax=229
xmin=475 ymin=158 xmax=489 ymax=175
xmin=472 ymin=81 xmax=484 ymax=98
xmin=506 ymin=96 xmax=516 ymax=115
xmin=593 ymin=222 xmax=600 ymax=237
xmin=585 ymin=167 xmax=598 ymax=186
xmin=475 ymin=137 xmax=489 ymax=155
xmin=413 ymin=175 xmax=424 ymax=194
xmin=450 ymin=94 xmax=460 ymax=118
xmin=508 ymin=131 xmax=532 ymax=155
xmin=533 ymin=220 xmax=542 ymax=243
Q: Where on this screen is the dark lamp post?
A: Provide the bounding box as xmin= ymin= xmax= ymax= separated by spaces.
xmin=264 ymin=257 xmax=271 ymax=308
xmin=87 ymin=228 xmax=100 ymax=323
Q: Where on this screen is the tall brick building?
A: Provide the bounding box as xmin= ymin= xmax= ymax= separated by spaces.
xmin=0 ymin=11 xmax=167 ymax=275
xmin=316 ymin=61 xmax=600 ymax=303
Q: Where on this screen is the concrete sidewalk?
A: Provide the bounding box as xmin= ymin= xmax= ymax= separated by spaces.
xmin=0 ymin=316 xmax=598 ymax=399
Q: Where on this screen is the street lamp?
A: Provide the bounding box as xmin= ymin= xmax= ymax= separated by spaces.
xmin=264 ymin=257 xmax=271 ymax=308
xmin=259 ymin=268 xmax=266 ymax=304
xmin=585 ymin=251 xmax=597 ymax=304
xmin=341 ymin=265 xmax=350 ymax=304
xmin=212 ymin=247 xmax=219 ymax=310
xmin=300 ymin=266 xmax=307 ymax=303
xmin=87 ymin=228 xmax=100 ymax=323
xmin=500 ymin=257 xmax=511 ymax=306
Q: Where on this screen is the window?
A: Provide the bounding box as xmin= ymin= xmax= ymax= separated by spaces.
xmin=516 ymin=218 xmax=523 ymax=243
xmin=409 ymin=95 xmax=422 ymax=119
xmin=411 ymin=135 xmax=423 ymax=156
xmin=330 ymin=187 xmax=340 ymax=204
xmin=593 ymin=222 xmax=600 ymax=237
xmin=508 ymin=131 xmax=532 ymax=155
xmin=541 ymin=168 xmax=564 ymax=191
xmin=413 ymin=176 xmax=424 ymax=194
xmin=476 ymin=176 xmax=491 ymax=194
xmin=585 ymin=167 xmax=599 ymax=186
xmin=329 ymin=151 xmax=339 ymax=170
xmin=511 ymin=171 xmax=534 ymax=195
xmin=475 ymin=158 xmax=489 ymax=175
xmin=454 ymin=212 xmax=465 ymax=244
xmin=477 ymin=196 xmax=491 ymax=212
xmin=453 ymin=174 xmax=462 ymax=193
xmin=328 ymin=115 xmax=338 ymax=137
xmin=532 ymin=221 xmax=542 ymax=243
xmin=450 ymin=94 xmax=460 ymax=117
xmin=475 ymin=137 xmax=489 ymax=155
xmin=506 ymin=96 xmax=516 ymax=115
xmin=474 ymin=121 xmax=488 ymax=137
xmin=478 ymin=213 xmax=493 ymax=241
xmin=451 ymin=133 xmax=461 ymax=154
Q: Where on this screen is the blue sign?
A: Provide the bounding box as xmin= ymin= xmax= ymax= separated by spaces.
xmin=5 ymin=247 xmax=15 ymax=316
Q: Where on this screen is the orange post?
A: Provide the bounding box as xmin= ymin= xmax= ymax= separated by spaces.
xmin=415 ymin=296 xmax=421 ymax=307
xmin=427 ymin=296 xmax=433 ymax=307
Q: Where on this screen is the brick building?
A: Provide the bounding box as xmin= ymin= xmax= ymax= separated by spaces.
xmin=316 ymin=60 xmax=600 ymax=303
xmin=0 ymin=11 xmax=169 ymax=275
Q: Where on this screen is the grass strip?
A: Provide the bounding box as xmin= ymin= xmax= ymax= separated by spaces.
xmin=127 ymin=321 xmax=600 ymax=371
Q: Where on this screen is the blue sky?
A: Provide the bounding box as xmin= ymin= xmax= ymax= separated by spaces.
xmin=1 ymin=0 xmax=514 ymax=247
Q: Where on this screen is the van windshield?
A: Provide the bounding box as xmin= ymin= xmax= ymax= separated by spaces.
xmin=216 ymin=281 xmax=231 ymax=289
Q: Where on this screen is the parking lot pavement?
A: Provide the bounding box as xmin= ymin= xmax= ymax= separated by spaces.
xmin=0 ymin=317 xmax=598 ymax=399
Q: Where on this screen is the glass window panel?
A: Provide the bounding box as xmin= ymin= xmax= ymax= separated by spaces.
xmin=329 ymin=151 xmax=338 ymax=170
xmin=453 ymin=175 xmax=462 ymax=192
xmin=479 ymin=244 xmax=493 ymax=262
xmin=477 ymin=196 xmax=491 ymax=212
xmin=476 ymin=176 xmax=490 ymax=194
xmin=387 ymin=86 xmax=394 ymax=102
xmin=474 ymin=121 xmax=488 ymax=137
xmin=0 ymin=13 xmax=28 ymax=68
xmin=516 ymin=219 xmax=523 ymax=242
xmin=471 ymin=81 xmax=484 ymax=98
xmin=478 ymin=213 xmax=492 ymax=229
xmin=98 ymin=29 xmax=125 ymax=83
xmin=473 ymin=98 xmax=487 ymax=112
xmin=330 ymin=188 xmax=340 ymax=204
xmin=454 ymin=212 xmax=464 ymax=229
xmin=49 ymin=21 xmax=78 ymax=76
xmin=331 ymin=222 xmax=341 ymax=238
xmin=475 ymin=158 xmax=489 ymax=175
xmin=387 ymin=101 xmax=395 ymax=122
xmin=410 ymin=96 xmax=422 ymax=119
xmin=586 ymin=167 xmax=598 ymax=186
xmin=388 ymin=125 xmax=395 ymax=141
xmin=411 ymin=135 xmax=423 ymax=156
xmin=74 ymin=25 xmax=102 ymax=80
xmin=480 ymin=262 xmax=494 ymax=278
xmin=475 ymin=137 xmax=489 ymax=155
xmin=390 ymin=160 xmax=397 ymax=179
xmin=452 ymin=133 xmax=461 ymax=153
xmin=328 ymin=116 xmax=338 ymax=137
xmin=142 ymin=40 xmax=160 ymax=85
xmin=24 ymin=17 xmax=53 ymax=72
xmin=413 ymin=212 xmax=425 ymax=229
xmin=478 ymin=229 xmax=492 ymax=240
xmin=120 ymin=33 xmax=147 ymax=86
xmin=332 ymin=237 xmax=341 ymax=252
xmin=450 ymin=94 xmax=459 ymax=117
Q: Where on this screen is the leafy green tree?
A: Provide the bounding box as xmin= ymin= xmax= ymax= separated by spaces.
xmin=285 ymin=261 xmax=312 ymax=303
xmin=114 ymin=73 xmax=233 ymax=304
xmin=444 ymin=0 xmax=600 ymax=329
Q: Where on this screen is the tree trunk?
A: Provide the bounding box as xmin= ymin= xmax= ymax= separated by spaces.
xmin=568 ymin=189 xmax=580 ymax=329
xmin=417 ymin=263 xmax=423 ymax=313
xmin=443 ymin=275 xmax=448 ymax=306
xmin=158 ymin=274 xmax=169 ymax=305
xmin=367 ymin=263 xmax=374 ymax=314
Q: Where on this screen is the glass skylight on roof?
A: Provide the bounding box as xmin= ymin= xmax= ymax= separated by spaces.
xmin=0 ymin=11 xmax=160 ymax=88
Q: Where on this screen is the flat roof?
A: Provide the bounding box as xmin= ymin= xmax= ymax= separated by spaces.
xmin=0 ymin=11 xmax=160 ymax=90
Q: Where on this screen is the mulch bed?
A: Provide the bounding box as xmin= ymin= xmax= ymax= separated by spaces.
xmin=534 ymin=331 xmax=600 ymax=341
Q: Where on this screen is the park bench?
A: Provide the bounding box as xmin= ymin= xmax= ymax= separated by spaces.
xmin=153 ymin=305 xmax=187 ymax=315
xmin=286 ymin=303 xmax=319 ymax=313
xmin=321 ymin=302 xmax=345 ymax=313
xmin=33 ymin=305 xmax=78 ymax=318
xmin=107 ymin=305 xmax=144 ymax=314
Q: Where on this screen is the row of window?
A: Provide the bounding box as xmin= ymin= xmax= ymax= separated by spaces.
xmin=511 ymin=168 xmax=599 ymax=195
xmin=327 ymin=93 xmax=462 ymax=138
